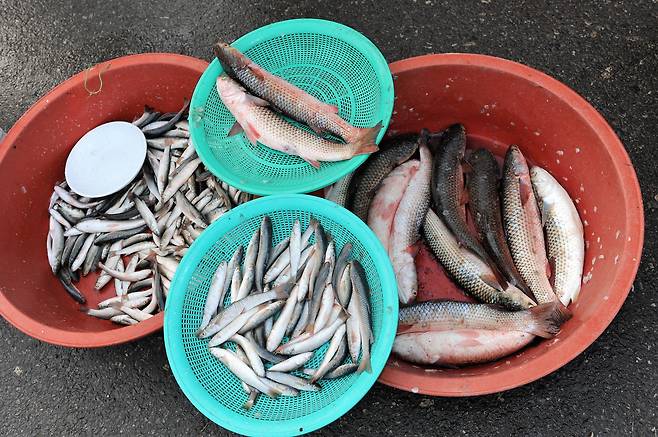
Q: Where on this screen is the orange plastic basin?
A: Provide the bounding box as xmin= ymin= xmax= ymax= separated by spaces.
xmin=0 ymin=53 xmax=208 ymax=347
xmin=377 ymin=54 xmax=644 ymax=396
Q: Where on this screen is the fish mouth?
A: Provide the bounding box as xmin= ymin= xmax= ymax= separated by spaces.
xmin=506 ymin=146 xmax=528 ymax=176
xmin=213 ymin=42 xmax=241 ymax=77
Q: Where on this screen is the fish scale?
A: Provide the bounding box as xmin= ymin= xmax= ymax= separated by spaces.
xmin=423 ymin=208 xmax=534 ymax=310
xmin=502 ymin=146 xmax=560 ymax=305
xmin=325 ymin=172 xmax=355 ymax=207
xmin=544 ymin=215 xmax=580 ymax=304
xmin=530 ymin=166 xmax=584 ymax=306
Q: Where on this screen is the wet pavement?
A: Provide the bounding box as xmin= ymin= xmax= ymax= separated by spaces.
xmin=1 ymin=1 xmax=656 ymax=435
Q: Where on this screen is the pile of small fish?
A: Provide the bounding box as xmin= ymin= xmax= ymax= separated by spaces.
xmin=213 ymin=43 xmax=381 ymax=167
xmin=328 ymin=124 xmax=584 ymax=366
xmin=46 ymin=105 xmax=252 ymax=325
xmin=196 ymin=217 xmax=372 ymax=407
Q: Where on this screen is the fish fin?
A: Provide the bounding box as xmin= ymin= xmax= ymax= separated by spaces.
xmin=546 ymin=257 xmax=557 ymax=293
xmin=486 ymin=258 xmax=509 ymax=290
xmin=246 ymin=94 xmax=270 ymax=107
xmin=396 ymin=323 xmax=414 ymax=335
xmin=396 ymin=322 xmax=431 ymax=335
xmin=461 ymin=159 xmax=473 ymax=174
xmin=404 ymin=242 xmax=421 ymax=258
xmin=302 ymin=157 xmax=321 ymax=169
xmin=528 ymin=301 xmax=572 ymax=338
xmin=245 ymin=63 xmax=265 ymax=80
xmin=243 ymin=122 xmax=260 ymax=145
xmin=243 ymin=392 xmax=257 ymax=410
xmin=227 ymin=121 xmax=244 ymax=137
xmin=460 ymin=185 xmax=470 ymax=205
xmin=480 ymin=270 xmax=505 ymax=292
xmin=519 ymin=177 xmax=534 ymax=206
xmin=329 ymin=104 xmax=339 ymax=114
xmin=357 ymin=355 xmax=372 ymax=373
xmin=351 ymin=122 xmax=382 ymax=156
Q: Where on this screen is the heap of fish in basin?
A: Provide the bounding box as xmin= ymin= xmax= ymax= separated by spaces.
xmin=197 ymin=218 xmax=373 ymax=407
xmin=46 ymin=106 xmax=252 ymax=325
xmin=327 ymin=124 xmax=584 ymax=367
xmin=213 ymin=43 xmax=381 ymax=166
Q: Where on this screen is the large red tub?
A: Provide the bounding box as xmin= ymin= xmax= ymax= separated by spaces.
xmin=0 ymin=53 xmax=208 ymax=347
xmin=377 ymin=54 xmax=644 ymax=396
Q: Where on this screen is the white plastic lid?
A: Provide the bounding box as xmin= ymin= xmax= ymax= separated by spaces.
xmin=65 ymin=121 xmax=147 ymax=198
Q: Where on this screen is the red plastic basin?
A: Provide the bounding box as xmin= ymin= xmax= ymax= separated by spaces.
xmin=0 ymin=53 xmax=208 ymax=347
xmin=377 ymin=54 xmax=644 ymax=396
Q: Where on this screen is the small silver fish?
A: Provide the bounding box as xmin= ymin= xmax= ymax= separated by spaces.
xmin=198 ymin=261 xmax=228 ymax=333
xmin=210 ymin=348 xmax=280 ymax=397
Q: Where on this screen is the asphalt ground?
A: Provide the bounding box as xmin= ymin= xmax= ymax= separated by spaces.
xmin=1 ymin=1 xmax=656 ymax=435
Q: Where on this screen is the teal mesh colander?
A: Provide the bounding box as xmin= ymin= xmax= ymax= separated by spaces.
xmin=189 ymin=19 xmax=394 ymax=196
xmin=164 ymin=195 xmax=398 ymax=436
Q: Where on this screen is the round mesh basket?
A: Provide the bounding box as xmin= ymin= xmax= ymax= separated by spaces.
xmin=164 ymin=194 xmax=398 ymax=436
xmin=189 ymin=19 xmax=394 ymax=195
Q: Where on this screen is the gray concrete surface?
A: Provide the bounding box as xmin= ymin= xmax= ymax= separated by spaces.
xmin=1 ymin=0 xmax=656 ymax=435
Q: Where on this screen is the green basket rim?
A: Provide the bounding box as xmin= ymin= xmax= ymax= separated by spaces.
xmin=189 ymin=18 xmax=395 ymax=196
xmin=164 ymin=194 xmax=398 ymax=436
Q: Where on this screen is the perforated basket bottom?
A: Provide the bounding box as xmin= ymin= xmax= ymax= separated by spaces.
xmin=178 ymin=210 xmax=384 ymax=422
xmin=190 ymin=19 xmax=394 ymax=195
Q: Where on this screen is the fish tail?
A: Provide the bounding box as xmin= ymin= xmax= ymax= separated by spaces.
xmin=351 ymin=122 xmax=382 ymax=156
xmin=527 ymin=301 xmax=572 ymax=338
xmin=562 ymin=285 xmax=581 ymax=306
xmin=243 ymin=396 xmax=256 ymax=410
xmin=357 ymin=354 xmax=372 ymax=373
xmin=263 ymin=385 xmax=281 ymax=398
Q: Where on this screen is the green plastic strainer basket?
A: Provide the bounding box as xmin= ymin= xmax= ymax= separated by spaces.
xmin=164 ymin=194 xmax=398 ymax=436
xmin=189 ymin=19 xmax=394 ymax=196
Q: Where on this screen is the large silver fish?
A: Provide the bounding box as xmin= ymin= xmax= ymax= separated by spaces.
xmin=214 ymin=42 xmax=381 ymax=147
xmin=530 ymin=166 xmax=584 ymax=306
xmin=393 ymin=330 xmax=534 ymax=367
xmin=389 ymin=137 xmax=432 ymax=304
xmin=398 ymin=300 xmax=569 ymax=338
xmin=502 ymin=146 xmax=561 ymax=305
xmin=216 ymin=75 xmax=378 ymax=168
xmin=393 ymin=298 xmax=571 ymax=366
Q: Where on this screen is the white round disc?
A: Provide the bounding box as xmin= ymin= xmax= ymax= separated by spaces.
xmin=65 ymin=121 xmax=147 ymax=198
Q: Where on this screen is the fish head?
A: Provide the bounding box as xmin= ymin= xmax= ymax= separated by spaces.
xmin=215 ymin=75 xmax=248 ymax=104
xmin=504 ymin=145 xmax=530 ymax=178
xmin=439 ymin=124 xmax=466 ymax=155
xmin=529 ymin=166 xmax=553 ymax=197
xmin=213 ymin=42 xmax=248 ymax=78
